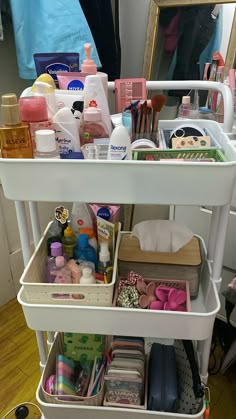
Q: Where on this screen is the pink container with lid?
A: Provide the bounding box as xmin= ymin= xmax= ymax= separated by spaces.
xmin=19 ymin=96 xmax=48 ymax=122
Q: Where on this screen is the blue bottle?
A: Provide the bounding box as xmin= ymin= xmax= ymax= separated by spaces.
xmin=73 ymin=234 xmax=97 ymax=270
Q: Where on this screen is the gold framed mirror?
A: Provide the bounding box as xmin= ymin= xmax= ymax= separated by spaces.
xmin=143 ymin=0 xmax=236 ymax=80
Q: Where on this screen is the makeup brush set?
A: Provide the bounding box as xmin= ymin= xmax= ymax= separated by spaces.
xmin=129 ymin=95 xmax=167 ymax=145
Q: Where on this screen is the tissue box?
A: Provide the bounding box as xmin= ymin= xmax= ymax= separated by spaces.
xmin=118 ymin=233 xmax=203 ymax=298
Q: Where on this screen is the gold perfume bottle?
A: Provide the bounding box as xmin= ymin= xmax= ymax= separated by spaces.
xmin=0 ymin=93 xmax=33 ymax=158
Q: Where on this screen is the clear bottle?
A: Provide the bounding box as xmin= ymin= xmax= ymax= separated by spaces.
xmin=98 ymin=242 xmax=111 ymax=275
xmin=0 ymin=93 xmax=33 ymax=158
xmin=80 ymin=107 xmax=109 ymax=147
xmin=62 ymin=223 xmax=77 ymax=259
xmin=73 ymin=233 xmax=97 ymax=270
xmin=177 ymin=96 xmax=191 ymax=119
xmin=34 ymin=129 xmax=60 ymax=159
xmin=80 ymin=266 xmax=96 ymax=284
xmin=19 ymin=96 xmax=53 ymax=151
xmin=50 ymin=256 xmax=71 ymax=283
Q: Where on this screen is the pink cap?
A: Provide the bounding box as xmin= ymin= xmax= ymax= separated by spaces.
xmin=19 ymin=96 xmax=48 ymax=122
xmin=182 ymin=96 xmax=190 ymax=105
xmin=55 ymin=256 xmax=65 ymax=268
xmin=83 ymin=107 xmax=102 ymax=121
xmin=81 ymin=43 xmax=97 ymax=74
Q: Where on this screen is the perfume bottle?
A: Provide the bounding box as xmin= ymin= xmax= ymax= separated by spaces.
xmin=0 ymin=93 xmax=33 ymax=158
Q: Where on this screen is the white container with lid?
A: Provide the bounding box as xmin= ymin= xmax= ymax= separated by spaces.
xmin=80 ymin=266 xmax=96 ymax=284
xmin=34 ymin=129 xmax=60 ymax=159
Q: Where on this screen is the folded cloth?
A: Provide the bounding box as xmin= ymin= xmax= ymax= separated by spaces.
xmin=131 ymin=220 xmax=193 ymax=253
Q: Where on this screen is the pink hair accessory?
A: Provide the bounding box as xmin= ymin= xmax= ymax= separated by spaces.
xmin=118 ymin=271 xmax=145 ymax=295
xmin=139 ymin=282 xmax=157 ymax=309
xmin=150 ymin=285 xmax=187 ymax=311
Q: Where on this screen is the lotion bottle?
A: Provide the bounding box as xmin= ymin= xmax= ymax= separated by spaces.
xmin=53 ymin=107 xmax=81 ymax=154
xmin=107 ymin=125 xmax=132 ymax=160
xmin=83 ymin=75 xmax=112 ymax=135
xmin=80 ymin=266 xmax=96 ymax=284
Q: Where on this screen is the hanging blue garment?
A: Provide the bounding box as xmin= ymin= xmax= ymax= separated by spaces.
xmin=9 ymin=0 xmax=101 ymax=79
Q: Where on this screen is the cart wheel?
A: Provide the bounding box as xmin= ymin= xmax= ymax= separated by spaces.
xmin=15 ymin=405 xmax=29 ymax=418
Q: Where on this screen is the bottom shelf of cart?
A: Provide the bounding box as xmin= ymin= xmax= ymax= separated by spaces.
xmin=36 ymin=385 xmax=205 ymax=419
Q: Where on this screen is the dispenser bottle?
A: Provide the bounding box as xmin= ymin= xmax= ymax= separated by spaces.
xmin=35 ymin=129 xmax=60 ymax=159
xmin=0 ymin=93 xmax=33 ymax=158
xmin=62 ymin=223 xmax=77 ymax=259
xmin=80 ymin=266 xmax=96 ymax=284
xmin=98 ymin=242 xmax=111 ymax=274
xmin=83 ymin=75 xmax=112 ymax=135
xmin=80 ymin=107 xmax=109 ymax=146
xmin=81 ymin=43 xmax=108 ymax=98
xmin=19 ymin=96 xmax=53 ymax=151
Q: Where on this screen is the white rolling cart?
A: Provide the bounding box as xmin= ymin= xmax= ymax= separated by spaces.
xmin=1 ymin=81 xmax=236 ymax=419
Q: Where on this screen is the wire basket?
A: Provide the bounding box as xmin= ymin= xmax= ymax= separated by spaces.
xmin=145 ymin=338 xmax=204 ymax=415
xmin=133 ymin=148 xmax=225 ymax=162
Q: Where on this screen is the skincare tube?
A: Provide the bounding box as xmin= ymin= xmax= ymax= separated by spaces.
xmin=57 ymin=72 xmax=90 ymax=91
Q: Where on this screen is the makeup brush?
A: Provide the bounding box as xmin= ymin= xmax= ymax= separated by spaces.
xmin=151 ymin=94 xmax=167 ymax=144
xmin=139 ymin=101 xmax=147 ymax=139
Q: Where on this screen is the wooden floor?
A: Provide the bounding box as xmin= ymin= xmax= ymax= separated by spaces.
xmin=0 ymin=298 xmax=235 ymax=418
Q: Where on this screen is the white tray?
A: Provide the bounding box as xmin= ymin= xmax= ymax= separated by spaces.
xmin=37 ymin=385 xmax=205 ymax=419
xmin=20 ymin=222 xmax=120 ymax=306
xmin=1 ymin=120 xmax=236 ymax=206
xmin=18 ymin=252 xmax=220 ymax=340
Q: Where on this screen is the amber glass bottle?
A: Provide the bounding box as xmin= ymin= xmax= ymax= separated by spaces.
xmin=0 ymin=93 xmax=33 ymax=158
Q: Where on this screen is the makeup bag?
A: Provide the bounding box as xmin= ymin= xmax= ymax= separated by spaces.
xmin=118 ymin=233 xmax=203 ymax=298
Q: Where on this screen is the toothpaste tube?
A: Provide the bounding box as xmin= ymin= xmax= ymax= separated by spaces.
xmin=34 ymin=53 xmax=79 ymax=85
xmin=57 ymin=71 xmax=92 ymax=91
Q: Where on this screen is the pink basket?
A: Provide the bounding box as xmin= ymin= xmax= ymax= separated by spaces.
xmin=114 ymin=277 xmax=191 ymax=312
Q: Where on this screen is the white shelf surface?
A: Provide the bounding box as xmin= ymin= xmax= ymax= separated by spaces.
xmin=37 ymin=385 xmax=205 ymax=419
xmin=0 ymin=120 xmax=236 ymax=206
xmin=18 ymin=262 xmax=220 ymax=341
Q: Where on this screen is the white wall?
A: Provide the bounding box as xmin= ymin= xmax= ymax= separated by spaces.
xmin=220 ymin=3 xmax=236 ymax=60
xmin=119 ymin=0 xmax=150 ymax=77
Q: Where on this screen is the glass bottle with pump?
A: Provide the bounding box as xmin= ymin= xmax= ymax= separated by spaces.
xmin=0 ymin=93 xmax=33 ymax=158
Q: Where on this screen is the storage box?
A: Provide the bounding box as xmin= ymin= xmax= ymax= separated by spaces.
xmin=42 ymin=333 xmax=105 ymax=406
xmin=118 ymin=233 xmax=203 ymax=298
xmin=20 ymin=222 xmax=120 ymax=306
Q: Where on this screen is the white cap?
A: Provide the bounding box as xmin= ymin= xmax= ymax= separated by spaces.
xmin=99 ymin=242 xmax=110 ymax=263
xmin=35 ymin=129 xmax=57 ymax=152
xmin=82 ymin=267 xmax=92 ymax=278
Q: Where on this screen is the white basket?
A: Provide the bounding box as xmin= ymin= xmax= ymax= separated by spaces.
xmin=20 ymin=222 xmax=120 ymax=306
xmin=37 ymin=338 xmax=205 ymax=419
xmin=18 ymin=236 xmax=220 ymax=340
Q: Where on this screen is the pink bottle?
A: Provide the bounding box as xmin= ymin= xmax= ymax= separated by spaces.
xmin=19 ymin=96 xmax=53 ymax=151
xmin=80 ymin=107 xmax=109 ymax=146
